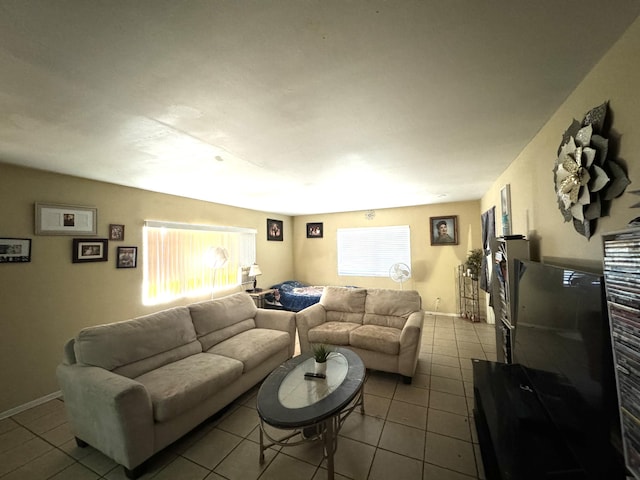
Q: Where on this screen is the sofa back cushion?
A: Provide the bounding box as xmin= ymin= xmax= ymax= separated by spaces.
xmin=74 ymin=306 xmax=201 ymax=378
xmin=320 ymin=286 xmax=366 ymax=324
xmin=363 ymin=289 xmax=422 ymax=329
xmin=189 ymin=292 xmax=257 ymax=351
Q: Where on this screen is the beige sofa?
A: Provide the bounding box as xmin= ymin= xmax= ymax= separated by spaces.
xmin=56 ymin=292 xmax=296 ymax=479
xmin=296 ymin=286 xmax=424 ymax=383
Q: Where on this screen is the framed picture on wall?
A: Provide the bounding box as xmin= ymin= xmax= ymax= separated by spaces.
xmin=430 ymin=216 xmax=458 ymax=245
xmin=501 ymin=184 xmax=512 ymax=236
xmin=0 ymin=238 xmax=31 ymax=263
xmin=72 ymin=238 xmax=108 ymax=263
xmin=267 ymin=219 xmax=283 ymax=241
xmin=116 ymin=246 xmax=137 ymax=268
xmin=35 ymin=202 xmax=98 ymax=235
xmin=306 ymin=222 xmax=323 ymax=238
xmin=109 ymin=224 xmax=125 ymax=241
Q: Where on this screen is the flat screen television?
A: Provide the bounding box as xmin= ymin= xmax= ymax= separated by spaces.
xmin=512 ymin=259 xmax=624 ymax=478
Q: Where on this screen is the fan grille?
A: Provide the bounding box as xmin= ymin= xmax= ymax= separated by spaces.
xmin=389 ymin=263 xmax=411 ymax=287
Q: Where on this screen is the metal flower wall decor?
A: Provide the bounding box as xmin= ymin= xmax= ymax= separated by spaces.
xmin=553 ymin=102 xmax=630 ymax=239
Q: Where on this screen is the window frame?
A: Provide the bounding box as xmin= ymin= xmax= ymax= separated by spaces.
xmin=143 ymin=220 xmax=256 ymax=305
xmin=337 ymin=225 xmax=411 ymax=277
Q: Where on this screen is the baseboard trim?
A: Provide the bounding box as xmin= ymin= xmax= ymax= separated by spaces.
xmin=424 ymin=310 xmax=458 ymax=317
xmin=0 ymin=391 xmax=62 ymax=420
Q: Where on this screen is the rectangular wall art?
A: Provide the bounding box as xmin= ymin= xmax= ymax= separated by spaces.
xmin=501 ymin=184 xmax=512 ymax=236
xmin=306 ymin=222 xmax=323 ymax=238
xmin=36 ymin=202 xmax=97 ymax=235
xmin=72 ymin=238 xmax=108 ymax=263
xmin=430 ymin=216 xmax=459 ymax=245
xmin=0 ymin=238 xmax=31 ymax=263
xmin=116 ymin=246 xmax=137 ymax=268
xmin=267 ymin=219 xmax=283 ymax=241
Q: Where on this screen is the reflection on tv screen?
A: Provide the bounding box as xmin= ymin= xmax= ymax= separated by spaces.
xmin=513 ymin=260 xmax=615 ymax=436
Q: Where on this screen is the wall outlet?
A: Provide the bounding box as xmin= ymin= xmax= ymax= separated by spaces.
xmin=435 ymin=297 xmax=441 ymax=312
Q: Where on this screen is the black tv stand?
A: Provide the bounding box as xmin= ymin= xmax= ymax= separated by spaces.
xmin=472 ymin=359 xmax=625 ymax=480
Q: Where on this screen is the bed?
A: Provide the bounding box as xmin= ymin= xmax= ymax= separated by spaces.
xmin=264 ymin=280 xmax=325 ymax=312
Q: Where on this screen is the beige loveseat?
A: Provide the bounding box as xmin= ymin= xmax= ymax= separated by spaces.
xmin=296 ymin=286 xmax=424 ymax=383
xmin=56 ymin=292 xmax=295 ymax=479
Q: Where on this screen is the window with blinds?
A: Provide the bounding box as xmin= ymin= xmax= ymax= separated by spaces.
xmin=337 ymin=225 xmax=411 ymax=277
xmin=143 ymin=221 xmax=256 ymax=305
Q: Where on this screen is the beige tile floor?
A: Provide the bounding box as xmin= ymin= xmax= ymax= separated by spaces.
xmin=0 ymin=314 xmax=496 ymax=480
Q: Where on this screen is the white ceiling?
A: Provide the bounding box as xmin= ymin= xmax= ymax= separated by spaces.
xmin=1 ymin=1 xmax=638 ymax=216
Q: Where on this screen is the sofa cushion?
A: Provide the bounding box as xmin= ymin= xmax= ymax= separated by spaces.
xmin=114 ymin=342 xmax=203 ymax=379
xmin=135 ymin=353 xmax=243 ymax=423
xmin=308 ymin=321 xmax=361 ymax=346
xmin=189 ymin=293 xmax=257 ymax=351
xmin=320 ymin=287 xmax=366 ymax=324
xmin=206 ymin=328 xmax=290 ymax=372
xmin=363 ymin=289 xmax=422 ymax=329
xmin=349 ymin=324 xmax=401 ymax=355
xmin=74 ymin=306 xmax=202 ymax=377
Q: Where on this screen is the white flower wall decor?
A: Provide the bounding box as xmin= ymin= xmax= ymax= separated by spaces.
xmin=553 ymin=102 xmax=630 ymax=239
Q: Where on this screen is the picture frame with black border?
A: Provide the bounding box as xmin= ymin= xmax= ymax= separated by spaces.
xmin=72 ymin=238 xmax=108 ymax=263
xmin=109 ymin=224 xmax=125 ymax=241
xmin=35 ymin=202 xmax=97 ymax=235
xmin=116 ymin=246 xmax=137 ymax=268
xmin=307 ymin=222 xmax=323 ymax=238
xmin=430 ymin=215 xmax=458 ymax=245
xmin=0 ymin=238 xmax=31 ymax=263
xmin=267 ymin=219 xmax=283 ymax=241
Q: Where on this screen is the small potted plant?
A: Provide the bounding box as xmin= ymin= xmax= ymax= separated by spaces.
xmin=312 ymin=343 xmax=332 ymax=375
xmin=466 ymin=248 xmax=483 ymax=279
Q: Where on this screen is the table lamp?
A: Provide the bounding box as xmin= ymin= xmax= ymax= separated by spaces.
xmin=249 ymin=263 xmax=262 ymax=292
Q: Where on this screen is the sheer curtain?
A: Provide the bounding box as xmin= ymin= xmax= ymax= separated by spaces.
xmin=143 ymin=221 xmax=256 ymax=305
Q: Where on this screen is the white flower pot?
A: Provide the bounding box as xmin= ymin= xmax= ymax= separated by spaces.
xmin=314 ymin=360 xmax=327 ymax=375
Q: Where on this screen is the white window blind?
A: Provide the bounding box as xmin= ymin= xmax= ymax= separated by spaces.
xmin=143 ymin=221 xmax=256 ymax=305
xmin=337 ymin=225 xmax=411 ymax=277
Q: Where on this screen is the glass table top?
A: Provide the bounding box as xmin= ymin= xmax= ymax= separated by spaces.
xmin=257 ymin=347 xmax=365 ymax=429
xmin=278 ymin=353 xmax=348 ymax=409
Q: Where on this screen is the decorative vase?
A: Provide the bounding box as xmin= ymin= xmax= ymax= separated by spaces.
xmin=314 ymin=360 xmax=327 ymax=376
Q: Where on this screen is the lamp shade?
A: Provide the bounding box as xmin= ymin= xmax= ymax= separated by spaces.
xmin=249 ymin=264 xmax=262 ymax=277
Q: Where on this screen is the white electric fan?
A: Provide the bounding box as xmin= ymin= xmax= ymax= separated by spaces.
xmin=206 ymin=246 xmax=229 ymax=298
xmin=389 ymin=262 xmax=411 ymax=289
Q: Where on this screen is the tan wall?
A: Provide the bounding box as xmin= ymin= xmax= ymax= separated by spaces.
xmin=0 ymin=163 xmax=293 ymax=412
xmin=481 ymin=16 xmax=640 ymax=265
xmin=293 ymin=201 xmax=484 ymax=315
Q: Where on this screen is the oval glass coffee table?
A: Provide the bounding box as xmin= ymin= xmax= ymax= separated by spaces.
xmin=256 ymin=347 xmax=365 ymax=479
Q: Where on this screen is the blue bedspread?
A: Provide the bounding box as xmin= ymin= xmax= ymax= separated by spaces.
xmin=265 ymin=280 xmax=324 ymax=312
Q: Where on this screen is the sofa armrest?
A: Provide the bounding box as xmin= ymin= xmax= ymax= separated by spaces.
xmin=295 ymin=303 xmax=327 ymax=354
xmin=398 ymin=311 xmax=425 ymax=377
xmin=56 ymin=364 xmax=154 ymax=469
xmin=62 ymin=338 xmax=77 ymax=365
xmin=255 ymin=309 xmax=297 ymax=356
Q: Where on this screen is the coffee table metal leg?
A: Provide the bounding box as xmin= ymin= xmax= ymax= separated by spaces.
xmin=259 ymin=426 xmax=265 ymax=464
xmin=324 ymin=419 xmax=335 ymax=480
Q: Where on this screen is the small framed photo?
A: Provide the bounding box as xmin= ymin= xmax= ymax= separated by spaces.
xmin=35 ymin=202 xmax=97 ymax=235
xmin=267 ymin=219 xmax=283 ymax=241
xmin=501 ymin=184 xmax=512 ymax=236
xmin=117 ymin=246 xmax=137 ymax=268
xmin=72 ymin=238 xmax=108 ymax=263
xmin=0 ymin=238 xmax=31 ymax=263
xmin=109 ymin=224 xmax=125 ymax=241
xmin=430 ymin=216 xmax=458 ymax=246
xmin=307 ymin=222 xmax=323 ymax=238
